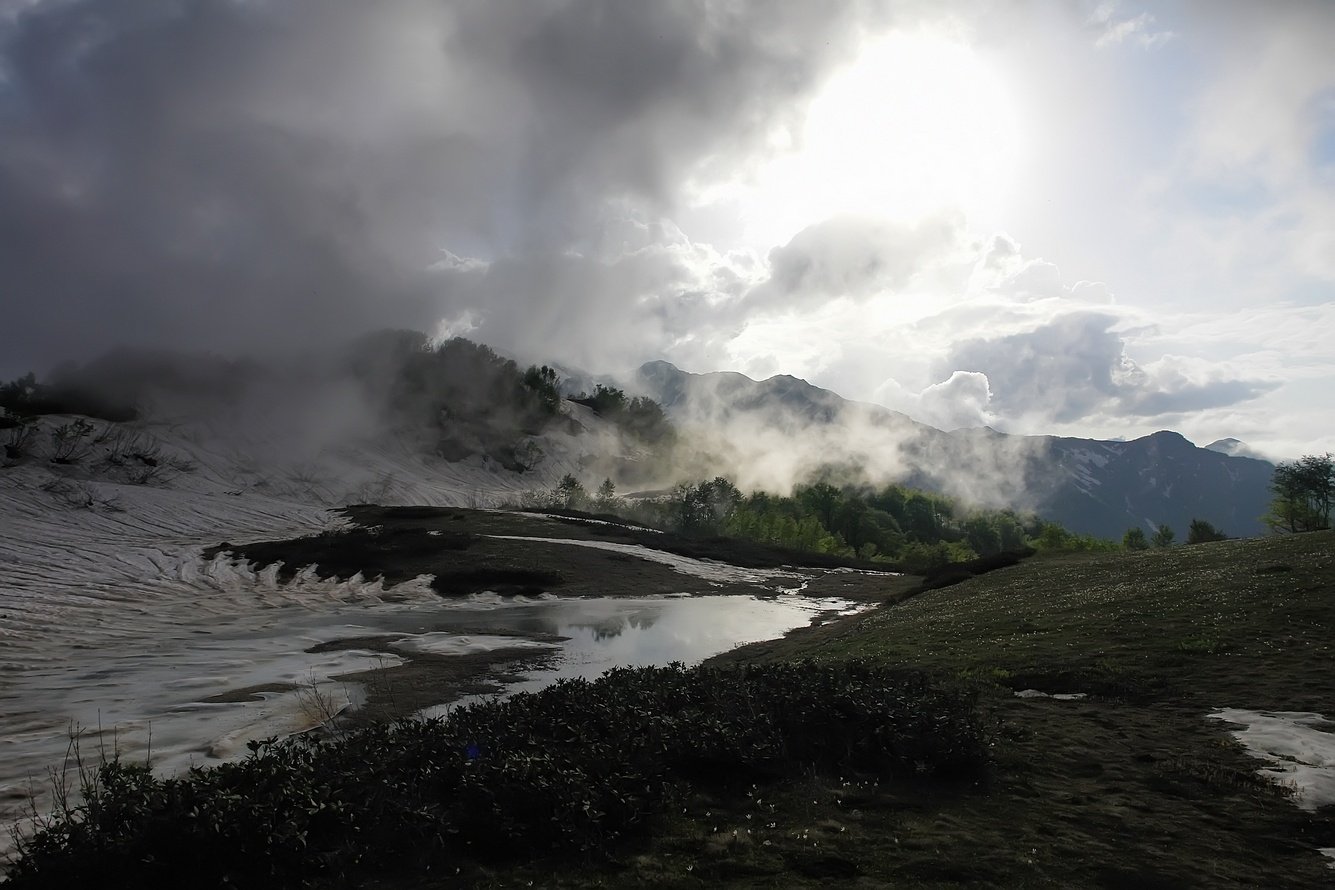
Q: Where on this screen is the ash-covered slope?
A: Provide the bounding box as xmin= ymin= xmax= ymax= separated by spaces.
xmin=634 ymin=361 xmax=1275 ymax=539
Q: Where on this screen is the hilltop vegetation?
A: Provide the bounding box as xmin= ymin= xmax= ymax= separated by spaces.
xmin=534 ymin=474 xmax=1108 ymax=572
xmin=350 ymin=333 xmax=569 ymax=470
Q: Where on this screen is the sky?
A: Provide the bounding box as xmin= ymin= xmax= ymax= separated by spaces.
xmin=1 ymin=0 xmax=1332 ymax=458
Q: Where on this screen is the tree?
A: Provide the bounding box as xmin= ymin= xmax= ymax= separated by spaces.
xmin=594 ymin=478 xmax=618 ymax=511
xmin=672 ymin=477 xmax=741 ymax=535
xmin=1122 ymin=527 xmax=1149 ymax=550
xmin=963 ymin=515 xmax=1003 ymax=557
xmin=1264 ymin=453 xmax=1333 ymax=533
xmin=553 ymin=474 xmax=587 ymax=509
xmin=1186 ymin=518 xmax=1227 ymax=544
xmin=795 ymin=482 xmax=843 ymax=531
xmin=580 ymin=384 xmax=628 ymax=417
xmin=521 ymin=365 xmax=561 ymax=414
xmin=902 ymin=493 xmax=940 ymax=542
xmin=1151 ymin=524 xmax=1175 ymax=548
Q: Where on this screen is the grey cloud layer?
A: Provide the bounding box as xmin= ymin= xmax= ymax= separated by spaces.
xmin=941 ymin=312 xmax=1279 ymax=423
xmin=0 ymin=0 xmax=887 ymax=375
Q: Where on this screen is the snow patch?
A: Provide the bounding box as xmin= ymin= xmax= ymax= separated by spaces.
xmin=514 ymin=511 xmax=664 ymax=533
xmin=1209 ymin=709 xmax=1335 ymax=811
xmin=486 ymin=535 xmax=807 ymax=585
xmin=389 ymin=633 xmax=560 ymax=658
xmin=1014 ymin=689 xmax=1087 ymax=701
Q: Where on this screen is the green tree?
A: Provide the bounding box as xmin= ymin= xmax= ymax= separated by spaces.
xmin=902 ymin=493 xmax=940 ymax=542
xmin=1122 ymin=527 xmax=1149 ymax=550
xmin=795 ymin=482 xmax=843 ymax=531
xmin=1264 ymin=453 xmax=1333 ymax=533
xmin=963 ymin=515 xmax=1003 ymax=557
xmin=672 ymin=477 xmax=741 ymax=535
xmin=1186 ymin=518 xmax=1227 ymax=544
xmin=1035 ymin=521 xmax=1072 ymax=550
xmin=1151 ymin=523 xmax=1175 ymax=548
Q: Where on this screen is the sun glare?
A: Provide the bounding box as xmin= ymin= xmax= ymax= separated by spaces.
xmin=731 ymin=30 xmax=1022 ymax=247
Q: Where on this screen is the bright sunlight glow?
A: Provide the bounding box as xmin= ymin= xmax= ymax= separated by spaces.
xmin=726 ymin=30 xmax=1022 ymax=247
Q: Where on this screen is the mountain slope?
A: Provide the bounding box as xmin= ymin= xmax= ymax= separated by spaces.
xmin=634 ymin=361 xmax=1275 ymax=539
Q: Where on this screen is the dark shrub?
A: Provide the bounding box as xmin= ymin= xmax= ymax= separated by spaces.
xmin=5 ymin=662 xmax=991 ymax=889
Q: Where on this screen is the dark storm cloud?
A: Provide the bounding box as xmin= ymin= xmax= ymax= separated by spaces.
xmin=0 ymin=0 xmax=890 ymax=377
xmin=941 ymin=312 xmax=1277 ymax=423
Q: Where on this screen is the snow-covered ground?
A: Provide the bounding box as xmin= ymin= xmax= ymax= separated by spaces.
xmin=0 ymin=411 xmax=591 ymax=856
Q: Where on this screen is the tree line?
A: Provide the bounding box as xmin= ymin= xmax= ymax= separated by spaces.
xmin=537 ymin=474 xmax=1118 ymax=572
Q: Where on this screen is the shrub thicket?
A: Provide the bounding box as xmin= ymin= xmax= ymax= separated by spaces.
xmin=5 ymin=662 xmax=990 ymax=889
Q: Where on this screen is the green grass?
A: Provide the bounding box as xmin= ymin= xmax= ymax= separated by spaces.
xmin=691 ymin=531 xmax=1335 ymax=887
xmin=742 ymin=533 xmax=1335 ymax=707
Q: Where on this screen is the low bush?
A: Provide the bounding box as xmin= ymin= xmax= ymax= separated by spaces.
xmin=4 ymin=661 xmax=991 ymax=889
xmin=916 ymin=547 xmax=1037 ymax=592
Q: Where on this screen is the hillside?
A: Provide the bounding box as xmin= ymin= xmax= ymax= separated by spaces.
xmin=634 ymin=360 xmax=1275 ymax=539
xmin=703 ymin=531 xmax=1335 ymax=887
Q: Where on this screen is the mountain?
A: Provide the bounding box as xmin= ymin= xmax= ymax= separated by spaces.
xmin=633 ymin=361 xmax=1276 ymax=539
xmin=1205 ymin=437 xmax=1269 ymax=461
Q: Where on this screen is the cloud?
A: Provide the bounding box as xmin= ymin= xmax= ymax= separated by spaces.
xmin=1089 ymin=3 xmax=1174 ymax=50
xmin=940 ymin=311 xmax=1277 ymax=425
xmin=0 ymin=0 xmax=886 ymax=377
xmin=756 ymin=214 xmax=969 ymax=307
xmin=874 ymin=370 xmax=995 ymax=432
xmin=969 ymin=236 xmax=1114 ymax=304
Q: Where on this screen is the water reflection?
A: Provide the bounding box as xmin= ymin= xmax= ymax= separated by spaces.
xmin=418 ymin=593 xmax=864 ymax=715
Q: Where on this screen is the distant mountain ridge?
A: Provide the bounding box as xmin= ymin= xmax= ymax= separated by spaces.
xmin=633 ymin=361 xmax=1275 ymax=539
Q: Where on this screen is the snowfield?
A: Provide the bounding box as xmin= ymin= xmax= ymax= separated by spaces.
xmin=0 ymin=412 xmax=588 ymax=855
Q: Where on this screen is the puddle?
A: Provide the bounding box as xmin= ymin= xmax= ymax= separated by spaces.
xmin=415 ymin=592 xmax=865 ymax=718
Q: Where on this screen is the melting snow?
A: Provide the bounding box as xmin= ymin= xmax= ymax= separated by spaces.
xmin=388 ymin=633 xmax=559 ymax=658
xmin=1014 ymin=689 xmax=1087 ymax=701
xmin=0 ymin=414 xmax=587 ymax=857
xmin=485 ymin=534 xmax=808 ymax=586
xmin=1209 ymin=709 xmax=1335 ymax=811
